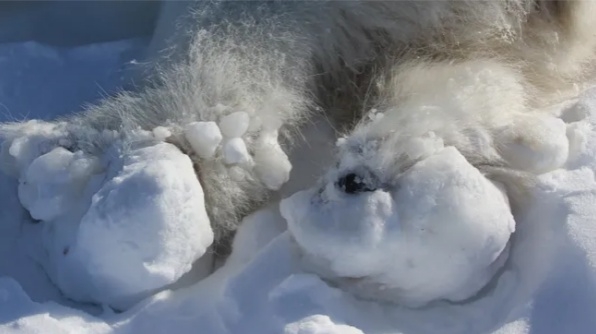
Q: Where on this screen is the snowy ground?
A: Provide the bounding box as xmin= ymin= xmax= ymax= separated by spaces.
xmin=2 ymin=2 xmax=596 ymax=334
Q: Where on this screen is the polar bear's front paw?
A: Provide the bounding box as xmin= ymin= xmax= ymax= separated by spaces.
xmin=2 ymin=124 xmax=215 ymax=308
xmin=183 ymin=111 xmax=292 ymax=190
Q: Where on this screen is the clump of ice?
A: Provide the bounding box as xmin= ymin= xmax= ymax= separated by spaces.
xmin=219 ymin=111 xmax=250 ymax=138
xmin=152 ymin=126 xmax=172 ymax=141
xmin=281 ymin=147 xmax=515 ymax=307
xmin=223 ymin=138 xmax=251 ymax=165
xmin=184 ymin=121 xmax=222 ymax=159
xmin=1 ymin=121 xmax=215 ymax=309
xmin=497 ymin=115 xmax=569 ymax=173
xmin=254 ymin=130 xmax=292 ymax=190
xmin=39 ymin=142 xmax=214 ymax=309
xmin=0 ymin=120 xmax=68 ymax=176
xmin=18 ymin=147 xmax=101 ymax=222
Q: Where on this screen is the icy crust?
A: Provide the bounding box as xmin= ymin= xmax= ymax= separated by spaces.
xmin=0 ymin=122 xmax=213 ymax=309
xmin=281 ymin=146 xmax=516 ymax=306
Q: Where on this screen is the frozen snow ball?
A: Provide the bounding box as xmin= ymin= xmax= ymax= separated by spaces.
xmin=254 ymin=130 xmax=292 ymax=190
xmin=223 ymin=138 xmax=251 ymax=165
xmin=152 ymin=126 xmax=172 ymax=141
xmin=18 ymin=147 xmax=101 ymax=221
xmin=0 ymin=120 xmax=68 ymax=176
xmin=281 ymin=147 xmax=515 ymax=307
xmin=184 ymin=121 xmax=222 ymax=159
xmin=219 ymin=111 xmax=250 ymax=138
xmin=497 ymin=115 xmax=569 ymax=173
xmin=52 ymin=142 xmax=213 ymax=309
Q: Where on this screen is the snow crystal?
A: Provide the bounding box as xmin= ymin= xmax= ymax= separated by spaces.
xmin=184 ymin=121 xmax=222 ymax=159
xmin=222 ymin=138 xmax=251 ymax=165
xmin=219 ymin=111 xmax=250 ymax=138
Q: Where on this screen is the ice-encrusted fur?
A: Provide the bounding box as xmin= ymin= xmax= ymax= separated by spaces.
xmin=1 ymin=1 xmax=596 ymax=245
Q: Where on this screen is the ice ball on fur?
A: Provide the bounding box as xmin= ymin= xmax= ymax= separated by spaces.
xmin=184 ymin=121 xmax=222 ymax=159
xmin=18 ymin=147 xmax=101 ymax=222
xmin=219 ymin=111 xmax=250 ymax=138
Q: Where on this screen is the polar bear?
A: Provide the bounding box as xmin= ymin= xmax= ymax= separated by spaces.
xmin=1 ymin=0 xmax=595 ymax=295
xmin=278 ymin=1 xmax=596 ymax=307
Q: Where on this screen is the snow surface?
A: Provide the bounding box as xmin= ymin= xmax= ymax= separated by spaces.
xmin=2 ymin=5 xmax=596 ymax=334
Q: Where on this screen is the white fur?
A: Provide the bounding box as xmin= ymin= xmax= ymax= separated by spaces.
xmin=1 ymin=1 xmax=595 ymax=259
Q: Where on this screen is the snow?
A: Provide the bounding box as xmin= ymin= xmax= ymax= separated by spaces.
xmin=5 ymin=123 xmax=214 ymax=310
xmin=254 ymin=130 xmax=293 ymax=190
xmin=281 ymin=146 xmax=515 ymax=306
xmin=43 ymin=142 xmax=213 ymax=310
xmin=2 ymin=4 xmax=596 ymax=334
xmin=223 ymin=138 xmax=251 ymax=165
xmin=152 ymin=126 xmax=172 ymax=141
xmin=497 ymin=115 xmax=569 ymax=173
xmin=219 ymin=111 xmax=250 ymax=138
xmin=184 ymin=121 xmax=223 ymax=159
xmin=18 ymin=147 xmax=101 ymax=221
xmin=0 ymin=40 xmax=146 ymax=121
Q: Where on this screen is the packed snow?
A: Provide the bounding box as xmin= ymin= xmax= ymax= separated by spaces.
xmin=254 ymin=129 xmax=293 ymax=190
xmin=222 ymin=138 xmax=251 ymax=165
xmin=219 ymin=111 xmax=250 ymax=139
xmin=281 ymin=146 xmax=516 ymax=306
xmin=184 ymin=121 xmax=223 ymax=159
xmin=2 ymin=121 xmax=214 ymax=310
xmin=2 ymin=3 xmax=596 ymax=334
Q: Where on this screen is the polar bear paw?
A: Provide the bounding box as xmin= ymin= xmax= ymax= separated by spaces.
xmin=0 ymin=120 xmax=214 ymax=309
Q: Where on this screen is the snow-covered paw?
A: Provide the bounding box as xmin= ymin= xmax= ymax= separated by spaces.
xmin=183 ymin=110 xmax=291 ymax=190
xmin=1 ymin=120 xmax=214 ymax=309
xmin=281 ymin=147 xmax=514 ymax=307
xmin=36 ymin=142 xmax=214 ymax=310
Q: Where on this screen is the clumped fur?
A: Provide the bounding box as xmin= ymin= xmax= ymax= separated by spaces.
xmin=1 ymin=1 xmax=595 ymax=245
